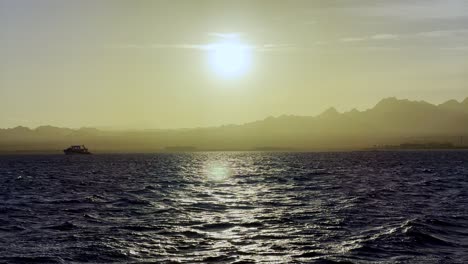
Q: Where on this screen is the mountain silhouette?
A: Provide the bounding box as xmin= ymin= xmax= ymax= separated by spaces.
xmin=438 ymin=99 xmax=468 ymax=114
xmin=1 ymin=97 xmax=468 ymax=153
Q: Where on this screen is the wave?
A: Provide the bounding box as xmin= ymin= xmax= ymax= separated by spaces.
xmin=349 ymin=216 xmax=466 ymax=259
xmin=118 ymin=224 xmax=162 ymax=232
xmin=43 ymin=221 xmax=79 ymax=231
xmin=195 ymin=222 xmax=236 ymax=232
xmin=1 ymin=256 xmax=65 ymax=264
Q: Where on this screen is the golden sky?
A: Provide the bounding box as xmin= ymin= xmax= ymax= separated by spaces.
xmin=1 ymin=0 xmax=468 ymax=129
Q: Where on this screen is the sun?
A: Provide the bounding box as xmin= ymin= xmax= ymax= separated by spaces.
xmin=208 ymin=40 xmax=252 ymax=78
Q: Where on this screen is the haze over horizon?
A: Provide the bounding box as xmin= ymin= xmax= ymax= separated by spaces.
xmin=2 ymin=0 xmax=468 ymax=129
xmin=2 ymin=96 xmax=468 ymax=153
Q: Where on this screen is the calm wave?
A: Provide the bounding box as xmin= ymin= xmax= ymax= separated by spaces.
xmin=1 ymin=152 xmax=467 ymax=263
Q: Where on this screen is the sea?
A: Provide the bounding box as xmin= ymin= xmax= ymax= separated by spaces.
xmin=0 ymin=151 xmax=467 ymax=263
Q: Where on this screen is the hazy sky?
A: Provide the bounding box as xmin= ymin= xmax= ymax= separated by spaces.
xmin=1 ymin=0 xmax=468 ymax=129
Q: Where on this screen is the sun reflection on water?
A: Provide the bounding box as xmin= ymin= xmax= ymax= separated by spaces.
xmin=187 ymin=155 xmax=294 ymax=262
xmin=203 ymin=161 xmax=233 ymax=182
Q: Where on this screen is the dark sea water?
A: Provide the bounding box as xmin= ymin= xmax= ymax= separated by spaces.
xmin=1 ymin=151 xmax=467 ymax=264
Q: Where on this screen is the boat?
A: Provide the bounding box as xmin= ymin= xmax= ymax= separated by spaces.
xmin=64 ymin=145 xmax=92 ymax=155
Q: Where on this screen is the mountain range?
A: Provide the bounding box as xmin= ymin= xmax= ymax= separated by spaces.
xmin=1 ymin=97 xmax=468 ymax=153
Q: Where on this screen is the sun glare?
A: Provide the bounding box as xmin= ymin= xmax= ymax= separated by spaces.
xmin=208 ymin=40 xmax=252 ymax=78
xmin=204 ymin=161 xmax=232 ymax=182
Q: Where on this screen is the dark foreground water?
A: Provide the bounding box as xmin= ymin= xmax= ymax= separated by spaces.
xmin=1 ymin=152 xmax=467 ymax=263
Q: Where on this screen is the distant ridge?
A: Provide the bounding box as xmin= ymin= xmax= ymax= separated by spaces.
xmin=1 ymin=97 xmax=468 ymax=153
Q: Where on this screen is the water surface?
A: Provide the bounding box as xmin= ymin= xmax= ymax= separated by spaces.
xmin=1 ymin=152 xmax=467 ymax=263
